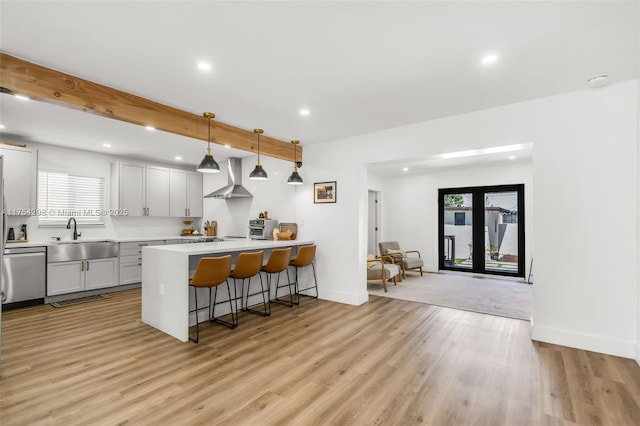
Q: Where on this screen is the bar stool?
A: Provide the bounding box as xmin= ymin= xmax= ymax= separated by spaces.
xmin=290 ymin=244 xmax=318 ymax=304
xmin=188 ymin=255 xmax=234 ymax=343
xmin=261 ymin=247 xmax=293 ymax=308
xmin=230 ymin=250 xmax=267 ymax=322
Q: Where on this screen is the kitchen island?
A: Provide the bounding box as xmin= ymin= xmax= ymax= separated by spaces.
xmin=141 ymin=238 xmax=314 ymax=342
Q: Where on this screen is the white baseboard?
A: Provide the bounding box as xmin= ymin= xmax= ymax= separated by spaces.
xmin=531 ymin=322 xmax=636 ymax=359
xmin=424 ymin=263 xmax=438 ymax=273
xmin=319 ymin=288 xmax=369 ymax=306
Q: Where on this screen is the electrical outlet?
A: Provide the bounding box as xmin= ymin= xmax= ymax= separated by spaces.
xmin=159 ymin=284 xmax=164 ymax=296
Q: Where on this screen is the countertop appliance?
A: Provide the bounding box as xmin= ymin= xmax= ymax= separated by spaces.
xmin=249 ymin=219 xmax=278 ymax=240
xmin=2 ymin=246 xmax=46 ymax=309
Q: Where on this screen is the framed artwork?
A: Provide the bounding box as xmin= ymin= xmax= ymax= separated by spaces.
xmin=314 ymin=181 xmax=337 ymax=204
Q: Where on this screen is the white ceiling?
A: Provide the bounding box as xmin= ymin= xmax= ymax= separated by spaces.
xmin=0 ymin=1 xmax=638 ymax=172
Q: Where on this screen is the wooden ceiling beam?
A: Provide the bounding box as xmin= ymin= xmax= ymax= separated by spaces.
xmin=0 ymin=53 xmax=301 ymax=162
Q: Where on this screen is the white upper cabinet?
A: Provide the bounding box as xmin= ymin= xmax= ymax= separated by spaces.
xmin=187 ymin=171 xmax=203 ymax=217
xmin=169 ymin=169 xmax=188 ymax=217
xmin=113 ymin=162 xmax=145 ymax=216
xmin=169 ymin=169 xmax=202 ymax=217
xmin=145 ymin=166 xmax=170 ymax=216
xmin=111 ymin=161 xmax=169 ymax=216
xmin=0 ymin=145 xmax=37 ymax=214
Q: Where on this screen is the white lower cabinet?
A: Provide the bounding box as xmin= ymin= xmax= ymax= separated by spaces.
xmin=119 ymin=240 xmax=166 ymax=285
xmin=48 ymin=258 xmax=118 ymax=296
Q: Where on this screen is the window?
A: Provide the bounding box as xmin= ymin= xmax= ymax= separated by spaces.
xmin=454 ymin=212 xmax=466 ymax=226
xmin=37 ymin=171 xmax=105 ymax=224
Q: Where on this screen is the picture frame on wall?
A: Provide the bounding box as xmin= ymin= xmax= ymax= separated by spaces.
xmin=314 ymin=181 xmax=337 ymax=204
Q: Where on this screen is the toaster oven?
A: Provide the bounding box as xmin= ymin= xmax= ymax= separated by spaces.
xmin=249 ymin=219 xmax=278 ymax=240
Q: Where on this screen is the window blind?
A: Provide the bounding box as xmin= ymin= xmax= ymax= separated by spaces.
xmin=37 ymin=171 xmax=105 ymax=224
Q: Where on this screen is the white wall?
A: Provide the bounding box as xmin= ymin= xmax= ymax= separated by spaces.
xmin=377 ymin=162 xmax=533 ymax=274
xmin=300 ymin=79 xmax=637 ymax=359
xmin=636 ymin=4 xmax=640 ymax=366
xmin=201 ymin=155 xmax=299 ymax=237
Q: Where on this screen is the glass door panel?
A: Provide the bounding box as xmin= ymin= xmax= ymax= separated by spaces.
xmin=439 ymin=184 xmax=524 ymax=277
xmin=442 ymin=192 xmax=473 ymax=269
xmin=484 ymin=191 xmax=519 ymax=274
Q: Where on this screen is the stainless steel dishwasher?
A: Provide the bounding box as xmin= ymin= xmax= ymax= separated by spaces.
xmin=1 ymin=246 xmax=46 ymax=309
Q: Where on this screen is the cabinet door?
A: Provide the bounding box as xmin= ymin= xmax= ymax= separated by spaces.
xmin=169 ymin=169 xmax=188 ymax=217
xmin=85 ymin=258 xmax=118 ymax=290
xmin=0 ymin=146 xmax=36 ymax=214
xmin=146 ymin=166 xmax=170 ymax=216
xmin=47 ymin=261 xmax=83 ymax=296
xmin=187 ymin=172 xmax=203 ymax=217
xmin=119 ymin=163 xmax=145 ymax=216
xmin=120 ymin=262 xmax=142 ymax=285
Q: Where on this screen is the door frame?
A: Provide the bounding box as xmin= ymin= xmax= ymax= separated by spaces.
xmin=438 ymin=184 xmax=525 ymax=277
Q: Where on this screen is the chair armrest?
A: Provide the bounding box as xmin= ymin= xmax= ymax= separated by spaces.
xmin=405 ymin=250 xmax=422 ymax=258
xmin=377 ymin=255 xmax=397 ymax=264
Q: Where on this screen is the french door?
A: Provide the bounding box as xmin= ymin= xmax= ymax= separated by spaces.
xmin=438 ymin=184 xmax=525 ymax=277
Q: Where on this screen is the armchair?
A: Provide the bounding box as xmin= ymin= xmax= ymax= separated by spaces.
xmin=366 ymin=254 xmax=401 ymax=292
xmin=378 ymin=241 xmax=424 ymax=279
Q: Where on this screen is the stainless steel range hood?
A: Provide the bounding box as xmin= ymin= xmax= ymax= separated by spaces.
xmin=204 ymin=157 xmax=253 ymax=199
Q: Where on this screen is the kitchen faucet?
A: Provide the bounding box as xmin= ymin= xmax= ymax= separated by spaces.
xmin=66 ymin=217 xmax=80 ymax=240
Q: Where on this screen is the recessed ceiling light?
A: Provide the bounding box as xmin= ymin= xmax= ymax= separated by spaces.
xmin=482 ymin=54 xmax=499 ymax=65
xmin=587 ymin=74 xmax=609 ymax=88
xmin=102 ymin=143 xmax=111 ymax=148
xmin=402 ymin=167 xmax=409 ymax=172
xmin=15 ymin=94 xmax=29 ymax=101
xmin=175 ymin=156 xmax=182 ymax=160
xmin=0 ymin=124 xmax=5 ymax=129
xmin=145 ymin=126 xmax=155 ymax=131
xmin=299 ymin=109 xmax=310 ymax=116
xmin=224 ymin=144 xmax=231 ymax=148
xmin=509 ymin=155 xmax=517 ymax=160
xmin=197 ymin=62 xmax=212 ymax=72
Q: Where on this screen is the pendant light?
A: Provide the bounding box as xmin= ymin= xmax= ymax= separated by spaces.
xmin=287 ymin=140 xmax=303 ymax=185
xmin=249 ymin=128 xmax=268 ymax=180
xmin=197 ymin=112 xmax=220 ymax=173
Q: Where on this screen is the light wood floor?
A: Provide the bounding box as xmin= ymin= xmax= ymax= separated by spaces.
xmin=1 ymin=289 xmax=639 ymax=425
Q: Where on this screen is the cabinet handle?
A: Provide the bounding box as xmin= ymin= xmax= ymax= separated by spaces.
xmin=139 ymin=243 xmax=148 ymax=247
xmin=138 ymin=258 xmax=142 ymax=261
xmin=81 ymin=260 xmax=84 ymax=271
xmin=188 ymin=208 xmax=191 ymax=216
xmin=185 ymin=208 xmax=187 ymax=216
xmin=86 ymin=260 xmax=90 ymax=271
xmin=137 ymin=263 xmax=142 ymax=266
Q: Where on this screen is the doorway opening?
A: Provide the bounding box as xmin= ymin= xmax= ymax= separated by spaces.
xmin=438 ymin=184 xmax=525 ymax=277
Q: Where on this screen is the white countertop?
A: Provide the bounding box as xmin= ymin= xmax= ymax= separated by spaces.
xmin=144 ymin=239 xmax=314 ymax=255
xmin=6 ymin=235 xmax=312 ymax=253
xmin=4 ymin=235 xmax=244 ymax=249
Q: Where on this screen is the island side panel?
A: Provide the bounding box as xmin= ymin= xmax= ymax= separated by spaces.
xmin=142 ymin=247 xmax=190 ymax=342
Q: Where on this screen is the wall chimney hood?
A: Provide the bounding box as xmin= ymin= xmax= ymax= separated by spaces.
xmin=204 ymin=158 xmax=253 ymax=199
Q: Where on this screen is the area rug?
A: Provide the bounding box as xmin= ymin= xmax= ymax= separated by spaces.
xmin=368 ymin=272 xmax=532 ymax=321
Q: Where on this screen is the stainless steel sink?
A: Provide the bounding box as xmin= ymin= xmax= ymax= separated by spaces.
xmin=48 ymin=241 xmax=119 ymax=262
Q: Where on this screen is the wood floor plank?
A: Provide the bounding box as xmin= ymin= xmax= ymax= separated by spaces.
xmin=1 ymin=289 xmax=639 ymax=425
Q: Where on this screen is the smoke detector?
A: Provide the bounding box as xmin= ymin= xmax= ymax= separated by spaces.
xmin=587 ymin=74 xmax=609 ymax=88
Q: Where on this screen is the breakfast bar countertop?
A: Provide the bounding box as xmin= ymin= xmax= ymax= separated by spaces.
xmin=146 ymin=238 xmax=314 ymax=255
